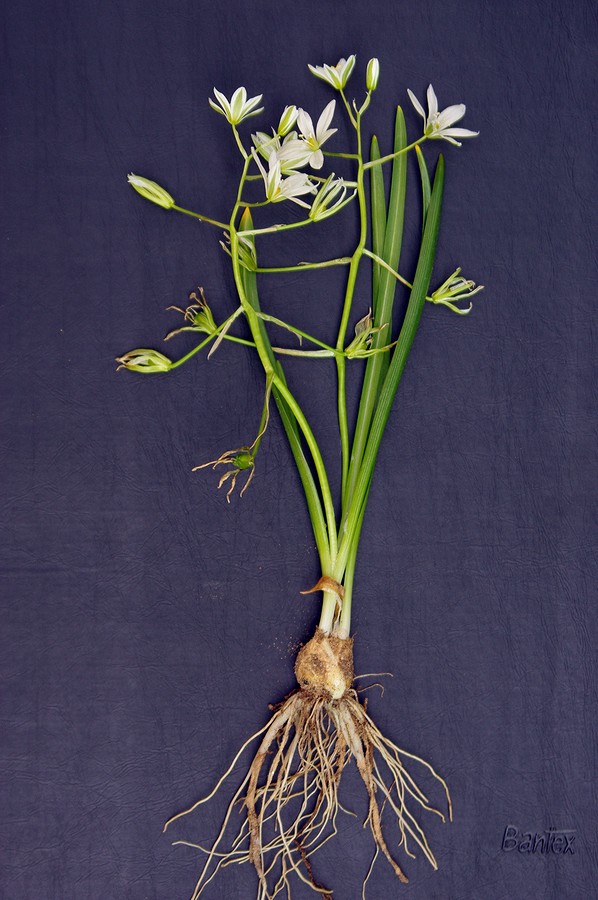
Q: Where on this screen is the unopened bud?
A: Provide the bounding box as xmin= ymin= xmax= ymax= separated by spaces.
xmin=127 ymin=174 xmax=175 ymax=209
xmin=116 ymin=349 xmax=172 ymax=373
xmin=366 ymin=58 xmax=380 ymax=92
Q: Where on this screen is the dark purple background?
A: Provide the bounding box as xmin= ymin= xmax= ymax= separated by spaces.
xmin=2 ymin=1 xmax=596 ymax=898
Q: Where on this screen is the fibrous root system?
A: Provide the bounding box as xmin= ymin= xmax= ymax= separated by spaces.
xmin=164 ymin=629 xmax=451 ymax=898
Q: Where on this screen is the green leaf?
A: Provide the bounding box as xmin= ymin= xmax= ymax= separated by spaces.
xmin=415 ymin=145 xmax=431 ymax=233
xmin=342 ymin=107 xmax=407 ymax=515
xmin=339 ymin=155 xmax=445 ymax=570
xmin=369 ymin=136 xmax=386 ymax=306
xmin=375 ymin=105 xmax=408 ymax=383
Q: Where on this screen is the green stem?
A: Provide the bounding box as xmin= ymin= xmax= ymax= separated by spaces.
xmin=319 ymin=115 xmax=367 ymax=633
xmin=339 ymin=89 xmax=357 ymax=128
xmin=363 ymin=136 xmax=426 ymax=169
xmin=272 ymin=363 xmax=330 ymax=570
xmin=172 ymin=330 xmax=336 ymax=359
xmin=363 ymin=249 xmax=473 ymax=312
xmin=336 ymin=490 xmax=367 ymax=638
xmin=255 ymin=311 xmax=339 ymax=353
xmin=255 ymin=257 xmax=351 ymax=274
xmin=241 ymin=218 xmax=315 ymax=237
xmin=169 ymin=309 xmax=242 ymax=370
xmin=273 ymin=348 xmax=333 ymax=358
xmin=268 ymin=375 xmax=338 ymax=563
xmin=232 ymin=125 xmax=248 ymax=159
xmin=172 ymin=205 xmax=228 ymax=229
xmin=363 ymin=248 xmax=413 ymax=290
xmin=237 ymin=254 xmax=331 ymax=568
xmin=250 ymin=376 xmax=273 ymax=456
xmin=324 ymin=151 xmax=359 ymax=160
xmin=229 ymin=175 xmax=338 ymax=570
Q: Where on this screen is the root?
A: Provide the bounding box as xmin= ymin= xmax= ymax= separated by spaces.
xmin=166 ymin=683 xmax=451 ymax=898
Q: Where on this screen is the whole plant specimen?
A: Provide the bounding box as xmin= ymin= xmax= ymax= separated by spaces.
xmin=119 ymin=55 xmax=481 ymax=898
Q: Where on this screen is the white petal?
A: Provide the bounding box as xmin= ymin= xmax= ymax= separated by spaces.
xmin=318 ymin=127 xmax=337 ymax=145
xmin=283 ymin=174 xmax=316 ymax=196
xmin=325 ymin=180 xmax=344 ymax=204
xmin=251 ymin=148 xmax=269 ymax=187
xmin=267 ymin=159 xmax=282 ymax=197
xmin=426 ymin=84 xmax=438 ymax=118
xmin=242 ymin=93 xmax=264 ymax=115
xmin=230 ymin=86 xmax=247 ymax=120
xmin=276 ymin=142 xmax=312 ymax=170
xmin=308 ymin=64 xmax=332 ymax=85
xmin=342 ymin=55 xmax=356 ymax=83
xmin=252 ymin=131 xmax=279 ymax=160
xmin=437 ymin=104 xmax=466 ymax=129
xmin=208 ymin=98 xmax=227 ymax=117
xmin=297 ymin=108 xmax=315 ymax=140
xmin=407 ymin=89 xmax=426 ymax=121
xmin=240 ymin=107 xmax=264 ymax=121
xmin=324 ymin=64 xmax=342 ymax=89
xmin=212 ymin=87 xmax=231 ymax=118
xmin=316 ymin=99 xmax=336 ymax=140
xmin=441 ymin=127 xmax=479 ymax=138
xmin=287 ymin=195 xmax=313 ymax=208
xmin=310 ymin=149 xmax=324 ymax=169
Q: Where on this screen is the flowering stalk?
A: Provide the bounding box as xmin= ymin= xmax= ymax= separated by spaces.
xmin=121 ymin=58 xmax=480 ymax=639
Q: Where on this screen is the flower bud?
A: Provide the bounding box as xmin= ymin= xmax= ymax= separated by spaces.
xmin=127 ymin=174 xmax=175 ymax=209
xmin=277 ymin=105 xmax=299 ymax=136
xmin=116 ymin=349 xmax=172 ymax=373
xmin=366 ymin=58 xmax=380 ymax=92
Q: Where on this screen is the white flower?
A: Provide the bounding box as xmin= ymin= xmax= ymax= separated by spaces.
xmin=309 ymin=174 xmax=356 ymax=221
xmin=308 ymin=56 xmax=356 ymax=90
xmin=296 ymin=100 xmax=337 ymax=170
xmin=251 ymin=150 xmax=317 ymax=207
xmin=127 ymin=174 xmax=174 ymax=209
xmin=273 ymin=137 xmax=314 ymax=172
xmin=407 ymin=84 xmax=479 ymax=146
xmin=209 ymin=86 xmax=264 ymax=125
xmin=252 ymin=131 xmax=312 ymax=173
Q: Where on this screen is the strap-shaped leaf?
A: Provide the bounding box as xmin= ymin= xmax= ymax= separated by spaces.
xmin=342 ymin=108 xmax=407 ymax=514
xmin=370 ymin=136 xmax=387 ymax=307
xmin=375 ymin=106 xmax=408 ymax=384
xmin=415 ymin=145 xmax=431 ymax=233
xmin=339 ymin=155 xmax=445 ymax=568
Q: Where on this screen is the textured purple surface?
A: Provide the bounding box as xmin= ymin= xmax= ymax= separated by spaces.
xmin=1 ymin=1 xmax=597 ymax=898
